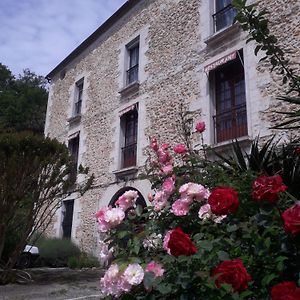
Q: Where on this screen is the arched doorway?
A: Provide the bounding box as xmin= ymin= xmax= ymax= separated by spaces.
xmin=109 ymin=186 xmax=147 ymax=208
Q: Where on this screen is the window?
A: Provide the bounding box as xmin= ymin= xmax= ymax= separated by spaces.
xmin=120 ymin=109 xmax=138 ymax=168
xmin=62 ymin=200 xmax=74 ymax=238
xmin=212 ymin=54 xmax=247 ymax=143
xmin=68 ymin=134 xmax=80 ymax=180
xmin=213 ymin=0 xmax=236 ymax=32
xmin=74 ymin=79 xmax=83 ymax=116
xmin=126 ymin=38 xmax=139 ymax=85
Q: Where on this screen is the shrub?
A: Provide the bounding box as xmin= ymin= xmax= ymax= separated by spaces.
xmin=36 ymin=236 xmax=80 ymax=267
xmin=95 ymin=134 xmax=300 ymax=299
xmin=68 ymin=253 xmax=100 ymax=269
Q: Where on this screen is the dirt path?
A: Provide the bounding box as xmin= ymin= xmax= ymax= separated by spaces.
xmin=0 ymin=268 xmax=103 ymax=300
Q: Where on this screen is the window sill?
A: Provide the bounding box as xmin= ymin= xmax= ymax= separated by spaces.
xmin=119 ymin=81 xmax=140 ymax=98
xmin=67 ymin=114 xmax=81 ymax=124
xmin=113 ymin=166 xmax=138 ymax=180
xmin=210 ymin=135 xmax=252 ymax=152
xmin=204 ymin=23 xmax=240 ymax=46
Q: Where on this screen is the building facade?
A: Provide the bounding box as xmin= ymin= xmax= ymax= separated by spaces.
xmin=45 ymin=0 xmax=300 ymax=253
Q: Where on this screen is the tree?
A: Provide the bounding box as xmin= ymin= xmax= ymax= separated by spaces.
xmin=0 ymin=132 xmax=93 ymax=284
xmin=0 ymin=64 xmax=48 ymax=134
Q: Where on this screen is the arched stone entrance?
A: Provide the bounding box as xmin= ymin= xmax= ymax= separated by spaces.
xmin=109 ymin=186 xmax=147 ymax=208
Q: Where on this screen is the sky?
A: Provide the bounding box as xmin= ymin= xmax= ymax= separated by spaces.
xmin=0 ymin=0 xmax=127 ymax=77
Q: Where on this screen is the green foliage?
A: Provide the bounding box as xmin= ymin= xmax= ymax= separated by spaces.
xmin=68 ymin=253 xmax=100 ymax=269
xmin=100 ymin=135 xmax=300 ymax=299
xmin=36 ymin=237 xmax=81 ymax=267
xmin=0 ymin=132 xmax=93 ymax=283
xmin=0 ymin=64 xmax=48 ymax=134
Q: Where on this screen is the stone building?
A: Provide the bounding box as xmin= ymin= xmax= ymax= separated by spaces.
xmin=45 ymin=0 xmax=300 ymax=253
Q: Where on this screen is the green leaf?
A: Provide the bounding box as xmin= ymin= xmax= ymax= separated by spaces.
xmin=227 ymin=224 xmax=238 ymax=232
xmin=218 ymin=251 xmax=230 ymax=261
xmin=143 ymin=271 xmax=155 ymax=290
xmin=201 ymin=240 xmax=213 ymax=251
xmin=156 ymin=283 xmax=173 ymax=295
xmin=261 ymin=274 xmax=277 ymax=286
xmin=239 ymin=290 xmax=253 ymax=299
xmin=117 ymin=231 xmax=130 ymax=239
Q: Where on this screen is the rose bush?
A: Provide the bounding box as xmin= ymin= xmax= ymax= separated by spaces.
xmin=95 ymin=123 xmax=300 ymax=299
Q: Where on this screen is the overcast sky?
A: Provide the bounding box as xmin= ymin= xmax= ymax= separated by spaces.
xmin=0 ymin=0 xmax=127 ymax=77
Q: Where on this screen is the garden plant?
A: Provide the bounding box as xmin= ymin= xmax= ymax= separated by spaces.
xmin=94 ymin=1 xmax=300 ymax=299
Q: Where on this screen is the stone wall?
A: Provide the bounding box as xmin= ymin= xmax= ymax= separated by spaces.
xmin=44 ymin=0 xmax=300 ymax=253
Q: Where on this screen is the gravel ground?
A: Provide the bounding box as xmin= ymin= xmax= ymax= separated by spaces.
xmin=0 ymin=268 xmax=104 ymax=300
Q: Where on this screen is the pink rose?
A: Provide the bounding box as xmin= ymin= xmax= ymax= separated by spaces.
xmin=145 ymin=261 xmax=164 ymax=278
xmin=153 ymin=190 xmax=168 ymax=211
xmin=198 ymin=203 xmax=227 ymax=223
xmin=174 ymin=143 xmax=187 ymax=154
xmin=195 ymin=121 xmax=205 ymax=133
xmin=162 ymin=177 xmax=175 ymax=196
xmin=161 ymin=164 xmax=173 ymax=175
xmin=115 ymin=190 xmax=139 ymax=211
xmin=150 ymin=137 xmax=159 ymax=152
xmin=147 ymin=192 xmax=154 ymax=202
xmin=163 ymin=230 xmax=172 ymax=254
xmin=179 ymin=182 xmax=210 ymax=202
xmin=198 ymin=204 xmax=212 ymax=220
xmin=171 ymin=199 xmax=190 ymax=216
xmin=104 ymin=207 xmax=125 ymax=227
xmin=161 ymin=143 xmax=169 ymax=150
xmin=95 ymin=207 xmax=111 ymax=232
xmin=157 ymin=148 xmax=173 ymax=165
xmin=100 ymin=264 xmax=131 ymax=297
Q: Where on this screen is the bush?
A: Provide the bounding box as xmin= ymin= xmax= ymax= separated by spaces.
xmin=95 ymin=135 xmax=300 ymax=299
xmin=68 ymin=253 xmax=100 ymax=269
xmin=36 ymin=236 xmax=80 ymax=267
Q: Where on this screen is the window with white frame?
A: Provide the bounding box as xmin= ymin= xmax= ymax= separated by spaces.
xmin=213 ymin=0 xmax=236 ymax=32
xmin=62 ymin=200 xmax=74 ymax=238
xmin=120 ymin=108 xmax=138 ymax=168
xmin=74 ymin=79 xmax=84 ymax=116
xmin=126 ymin=37 xmax=139 ymax=85
xmin=211 ymin=51 xmax=247 ymax=143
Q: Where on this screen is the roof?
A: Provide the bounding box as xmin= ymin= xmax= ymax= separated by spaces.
xmin=46 ymin=0 xmax=141 ymax=79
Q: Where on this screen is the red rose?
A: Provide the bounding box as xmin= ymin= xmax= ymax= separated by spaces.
xmin=212 ymin=259 xmax=252 ymax=292
xmin=282 ymin=203 xmax=300 ymax=234
xmin=167 ymin=227 xmax=197 ymax=257
xmin=252 ymin=175 xmax=287 ymax=203
xmin=271 ymin=281 xmax=300 ymax=300
xmin=208 ymin=187 xmax=239 ymax=215
xmin=295 ymin=147 xmax=300 ymax=156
